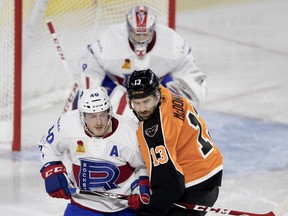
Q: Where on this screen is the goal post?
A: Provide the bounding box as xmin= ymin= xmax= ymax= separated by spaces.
xmin=0 ymin=0 xmax=22 ymax=151
xmin=13 ymin=0 xmax=23 ymax=151
xmin=168 ymin=0 xmax=176 ymax=29
xmin=0 ymin=0 xmax=176 ymax=151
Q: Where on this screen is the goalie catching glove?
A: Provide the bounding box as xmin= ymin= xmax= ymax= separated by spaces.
xmin=128 ymin=176 xmax=151 ymax=210
xmin=40 ymin=161 xmax=71 ymax=199
xmin=164 ymin=68 xmax=207 ymax=108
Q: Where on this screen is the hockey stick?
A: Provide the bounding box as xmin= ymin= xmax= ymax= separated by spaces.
xmin=46 ymin=20 xmax=79 ymax=112
xmin=69 ymin=188 xmax=128 ymax=200
xmin=69 ymin=188 xmax=288 ymax=216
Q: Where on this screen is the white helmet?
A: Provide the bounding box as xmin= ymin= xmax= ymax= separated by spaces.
xmin=78 ymin=87 xmax=113 ymax=137
xmin=78 ymin=87 xmax=111 ymax=114
xmin=126 ymin=5 xmax=156 ymax=58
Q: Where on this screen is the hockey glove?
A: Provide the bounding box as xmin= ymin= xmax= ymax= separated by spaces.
xmin=40 ymin=161 xmax=71 ymax=199
xmin=128 ymin=176 xmax=150 ymax=210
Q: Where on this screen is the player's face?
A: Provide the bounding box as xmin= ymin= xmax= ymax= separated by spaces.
xmin=130 ymin=31 xmax=152 ymax=45
xmin=84 ymin=111 xmax=110 ymax=137
xmin=131 ymin=95 xmax=159 ymax=121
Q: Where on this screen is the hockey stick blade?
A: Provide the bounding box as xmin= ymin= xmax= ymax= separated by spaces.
xmin=69 ymin=188 xmax=288 ymax=216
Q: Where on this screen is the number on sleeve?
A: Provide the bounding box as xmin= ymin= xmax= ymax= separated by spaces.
xmin=187 ymin=111 xmax=214 ymax=158
xmin=46 ymin=125 xmax=55 ymax=144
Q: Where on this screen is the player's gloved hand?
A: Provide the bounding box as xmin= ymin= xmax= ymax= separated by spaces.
xmin=40 ymin=161 xmax=71 ymax=199
xmin=128 ymin=176 xmax=150 ymax=210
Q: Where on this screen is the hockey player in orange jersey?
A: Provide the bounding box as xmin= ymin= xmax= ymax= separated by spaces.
xmin=126 ymin=69 xmax=223 ymax=216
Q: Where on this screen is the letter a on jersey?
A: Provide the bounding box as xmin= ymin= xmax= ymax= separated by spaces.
xmin=110 ymin=145 xmax=119 ymax=157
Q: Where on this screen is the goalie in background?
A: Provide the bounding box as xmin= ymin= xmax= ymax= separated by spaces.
xmin=126 ymin=69 xmax=223 ymax=216
xmin=75 ymin=4 xmax=207 ymax=118
xmin=38 ymin=87 xmax=150 ymax=216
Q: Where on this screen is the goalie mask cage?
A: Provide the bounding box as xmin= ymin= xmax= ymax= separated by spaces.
xmin=0 ymin=0 xmax=176 ymax=151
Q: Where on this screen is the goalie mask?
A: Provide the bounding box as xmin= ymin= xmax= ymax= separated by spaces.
xmin=126 ymin=5 xmax=156 ymax=58
xmin=127 ymin=69 xmax=159 ymax=99
xmin=78 ymin=87 xmax=113 ymax=137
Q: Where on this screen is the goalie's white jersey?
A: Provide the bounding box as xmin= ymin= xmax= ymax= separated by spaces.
xmin=39 ymin=110 xmax=147 ymax=213
xmin=77 ymin=23 xmax=207 ymax=116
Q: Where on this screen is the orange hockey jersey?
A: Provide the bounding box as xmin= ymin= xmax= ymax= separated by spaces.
xmin=137 ymin=86 xmax=223 ymax=189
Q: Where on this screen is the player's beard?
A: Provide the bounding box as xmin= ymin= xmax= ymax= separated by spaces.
xmin=138 ymin=111 xmax=151 ymax=120
xmin=137 ymin=104 xmax=158 ymax=121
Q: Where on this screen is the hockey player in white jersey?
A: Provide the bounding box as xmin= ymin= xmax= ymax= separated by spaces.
xmin=76 ymin=5 xmax=207 ymax=117
xmin=39 ymin=87 xmax=150 ymax=216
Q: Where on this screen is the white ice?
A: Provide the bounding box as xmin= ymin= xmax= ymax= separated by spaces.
xmin=1 ymin=0 xmax=288 ymax=215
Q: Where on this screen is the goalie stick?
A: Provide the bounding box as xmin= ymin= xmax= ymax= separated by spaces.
xmin=69 ymin=188 xmax=288 ymax=216
xmin=46 ymin=20 xmax=79 ymax=113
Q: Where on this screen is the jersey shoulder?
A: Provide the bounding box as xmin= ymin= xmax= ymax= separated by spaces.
xmin=91 ymin=23 xmax=129 ymax=59
xmin=154 ymin=24 xmax=189 ymax=58
xmin=160 ymin=86 xmax=192 ymax=121
xmin=56 ymin=110 xmax=83 ymax=137
xmin=155 ymin=24 xmax=176 ymax=36
xmin=113 ymin=114 xmax=138 ymax=131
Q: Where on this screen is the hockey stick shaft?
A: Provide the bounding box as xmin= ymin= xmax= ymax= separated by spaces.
xmin=46 ymin=20 xmax=79 ymax=112
xmin=69 ymin=188 xmax=286 ymax=216
xmin=69 ymin=188 xmax=128 ymax=200
xmin=46 ymin=20 xmax=71 ymax=80
xmin=174 ymin=202 xmax=275 ymax=216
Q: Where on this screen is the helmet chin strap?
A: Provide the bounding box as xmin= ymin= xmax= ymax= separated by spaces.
xmin=101 ymin=115 xmax=113 ymax=137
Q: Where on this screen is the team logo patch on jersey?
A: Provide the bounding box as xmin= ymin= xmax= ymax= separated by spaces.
xmin=76 ymin=140 xmax=86 ymax=153
xmin=145 ymin=124 xmax=158 ymax=137
xmin=121 ymin=59 xmax=131 ymax=69
xmin=79 ymin=159 xmax=120 ymax=190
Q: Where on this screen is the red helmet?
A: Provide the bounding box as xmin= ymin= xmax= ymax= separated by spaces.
xmin=126 ymin=5 xmax=156 ymax=58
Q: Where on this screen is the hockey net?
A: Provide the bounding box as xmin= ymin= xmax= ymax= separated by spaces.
xmin=0 ymin=0 xmax=175 ymax=151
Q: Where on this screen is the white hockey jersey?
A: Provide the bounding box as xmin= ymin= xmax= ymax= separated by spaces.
xmin=39 ymin=110 xmax=147 ymax=213
xmin=77 ymin=23 xmax=207 ymax=117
